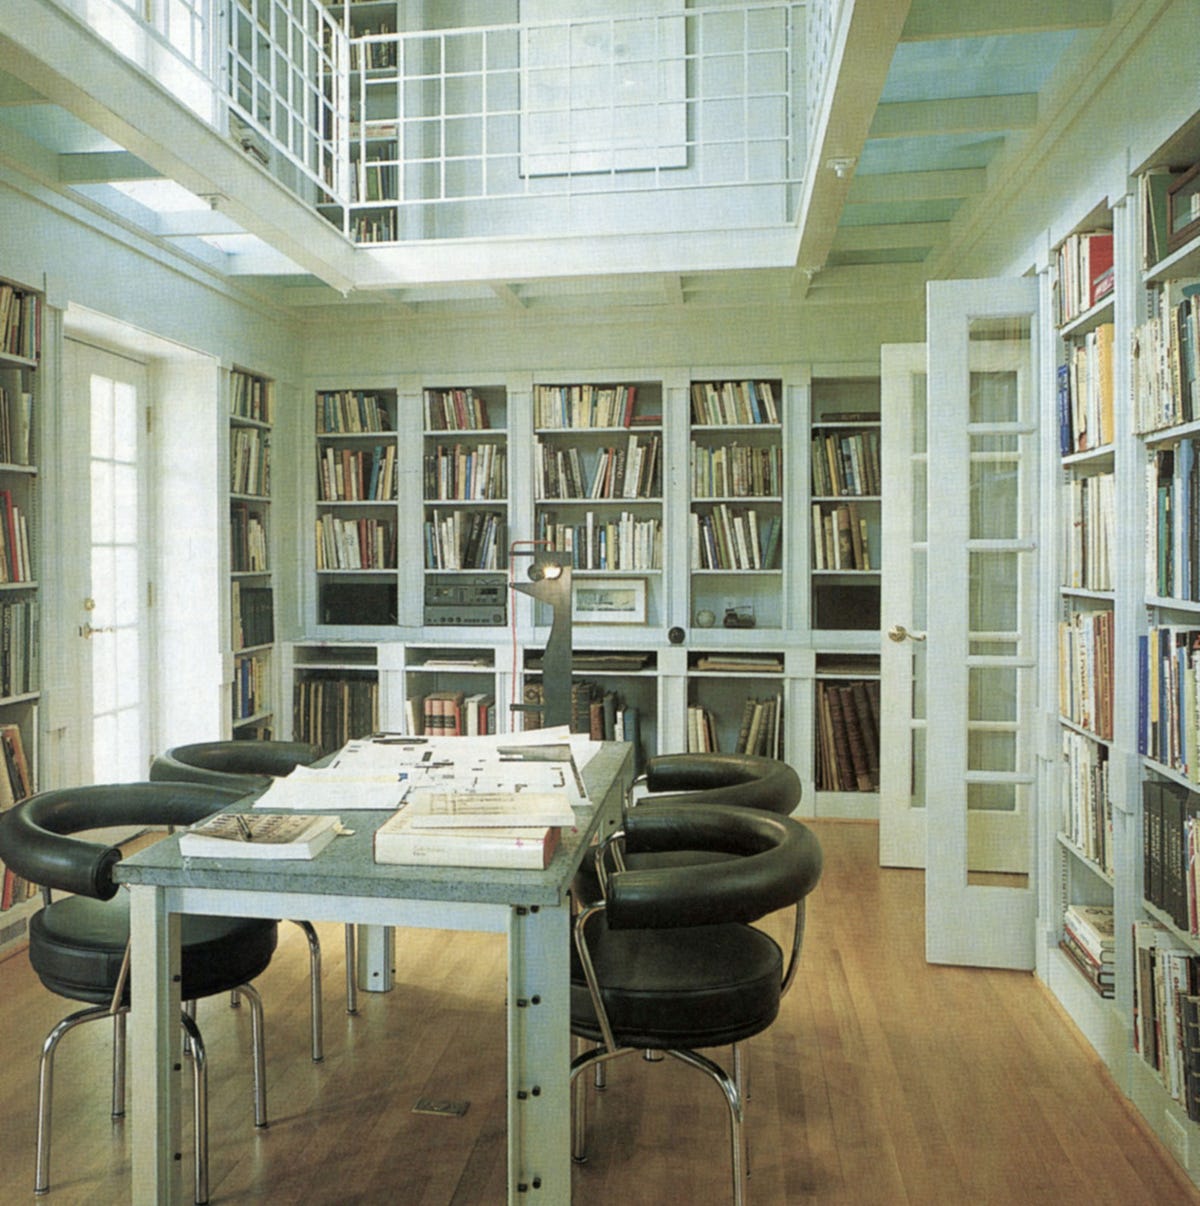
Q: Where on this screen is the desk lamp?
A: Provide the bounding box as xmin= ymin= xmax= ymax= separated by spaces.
xmin=512 ymin=555 xmax=573 ymax=728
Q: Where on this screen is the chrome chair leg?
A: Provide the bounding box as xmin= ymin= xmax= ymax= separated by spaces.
xmin=669 ymin=1048 xmax=747 ymax=1206
xmin=345 ymin=924 xmax=358 ymax=1014
xmin=294 ymin=920 xmax=324 ymax=1061
xmin=232 ymin=982 xmax=269 ymax=1128
xmin=34 ymin=1005 xmax=110 ymax=1195
xmin=734 ymin=1041 xmax=750 ymax=1178
xmin=180 ymin=1012 xmax=209 ymax=1205
xmin=111 ymin=1010 xmax=127 ymax=1119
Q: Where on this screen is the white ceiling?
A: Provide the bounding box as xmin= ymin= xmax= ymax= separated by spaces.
xmin=0 ymin=0 xmax=1120 ymax=318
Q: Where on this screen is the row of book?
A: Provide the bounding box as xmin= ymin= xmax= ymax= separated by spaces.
xmin=230 ymin=503 xmax=268 ymax=574
xmin=1138 ymin=626 xmax=1200 ymax=777
xmin=812 ymin=502 xmax=872 ymax=572
xmin=350 ymin=211 xmax=397 ymax=244
xmin=320 ymin=443 xmax=398 ymax=501
xmin=1133 ymin=288 xmax=1200 ymax=434
xmin=534 ymin=434 xmax=661 ymax=501
xmin=1148 ymin=440 xmax=1200 ymax=601
xmin=536 ymin=511 xmax=661 ymax=572
xmin=231 ymin=583 xmax=273 ymax=651
xmin=1057 ymin=322 xmax=1115 ymax=455
xmin=692 ymin=441 xmax=781 ymax=499
xmin=690 ymin=506 xmax=781 ymax=571
xmin=521 ymin=680 xmax=643 ymax=767
xmin=424 ymin=387 xmax=494 ymax=432
xmin=293 ymin=672 xmax=379 ymax=756
xmin=423 ymin=442 xmax=506 ymax=501
xmin=1143 ymin=777 xmax=1200 ymax=934
xmin=348 ymin=25 xmax=397 ymax=70
xmin=423 ymin=510 xmax=507 ymax=571
xmin=734 ymin=694 xmax=783 ymax=759
xmin=407 ymin=690 xmax=497 ymax=738
xmin=316 ymin=514 xmax=396 ymax=571
xmin=815 ymin=678 xmax=879 ymax=793
xmin=1055 ymin=229 xmax=1113 ymax=326
xmin=0 ymin=491 xmax=32 ymax=585
xmin=354 ymin=157 xmax=397 ymax=204
xmin=810 ymin=427 xmax=880 ymax=497
xmin=1060 ymin=728 xmax=1112 ymax=875
xmin=0 ymin=386 xmax=32 ymax=465
xmin=233 ymin=650 xmax=270 ymax=723
xmin=533 ymin=384 xmax=642 ymax=429
xmin=316 ymin=390 xmax=392 ymax=434
xmin=690 ymin=380 xmax=779 ymax=427
xmin=0 ymin=286 xmax=40 ymax=363
xmin=230 ymin=427 xmax=269 ymax=497
xmin=1059 ymin=903 xmax=1114 ymax=998
xmin=1133 ymin=919 xmax=1200 ymax=1119
xmin=0 ymin=600 xmax=37 ymax=699
xmin=230 ymin=369 xmax=272 ymax=423
xmin=1063 ymin=472 xmax=1114 ymax=592
xmin=0 ymin=722 xmax=34 ymax=911
xmin=1058 ymin=607 xmax=1114 ymax=741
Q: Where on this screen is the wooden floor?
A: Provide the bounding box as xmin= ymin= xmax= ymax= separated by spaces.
xmin=0 ymin=820 xmax=1195 ymax=1205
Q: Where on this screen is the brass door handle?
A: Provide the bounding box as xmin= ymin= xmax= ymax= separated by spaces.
xmin=887 ymin=624 xmax=926 ymax=643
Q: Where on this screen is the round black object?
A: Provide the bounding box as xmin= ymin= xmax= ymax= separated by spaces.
xmin=668 ymin=626 xmax=685 ymax=644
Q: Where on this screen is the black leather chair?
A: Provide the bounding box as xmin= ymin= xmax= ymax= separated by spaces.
xmin=150 ymin=739 xmax=354 ymax=1041
xmin=637 ymin=751 xmax=801 ymax=816
xmin=0 ymin=782 xmax=278 ymax=1204
xmin=570 ymin=803 xmax=822 ymax=1205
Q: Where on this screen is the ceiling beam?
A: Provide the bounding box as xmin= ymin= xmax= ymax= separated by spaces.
xmin=57 ymin=150 xmax=161 ymax=184
xmin=832 ymin=221 xmax=949 ymax=252
xmin=0 ymin=74 xmax=41 ymax=104
xmin=791 ymin=0 xmax=914 ymax=292
xmin=901 ymin=0 xmax=1112 ymax=41
xmin=869 ymin=94 xmax=1038 ymax=140
xmin=847 ymin=168 xmax=988 ymax=205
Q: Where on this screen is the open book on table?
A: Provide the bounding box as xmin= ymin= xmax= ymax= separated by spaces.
xmin=179 ymin=812 xmax=343 ymax=859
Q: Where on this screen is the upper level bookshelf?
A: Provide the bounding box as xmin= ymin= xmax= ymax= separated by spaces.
xmin=229 ymin=366 xmax=276 ymax=738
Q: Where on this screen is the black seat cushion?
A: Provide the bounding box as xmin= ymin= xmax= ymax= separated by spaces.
xmin=571 ymin=919 xmax=783 ymax=1050
xmin=30 ymin=895 xmax=278 ymax=1005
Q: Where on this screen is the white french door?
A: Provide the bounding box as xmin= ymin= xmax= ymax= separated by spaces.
xmin=880 ymin=277 xmax=1041 ymax=969
xmin=62 ymin=339 xmax=152 ymax=785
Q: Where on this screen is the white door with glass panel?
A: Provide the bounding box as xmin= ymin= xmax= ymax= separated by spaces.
xmin=880 ymin=278 xmax=1039 ymax=969
xmin=63 ymin=340 xmax=151 ymax=785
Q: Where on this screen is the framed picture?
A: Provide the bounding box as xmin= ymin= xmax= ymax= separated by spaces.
xmin=573 ymin=578 xmax=646 ymax=624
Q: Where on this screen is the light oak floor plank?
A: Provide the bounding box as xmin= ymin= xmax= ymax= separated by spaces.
xmin=0 ymin=820 xmax=1194 ymax=1204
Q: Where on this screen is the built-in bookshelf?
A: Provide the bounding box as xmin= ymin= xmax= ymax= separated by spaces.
xmin=423 ymin=385 xmax=509 ymax=629
xmin=402 ymin=645 xmax=498 ymax=737
xmin=810 ymin=378 xmax=881 ymax=633
xmin=0 ymin=275 xmax=40 ymax=955
xmin=685 ymin=649 xmax=784 ymax=758
xmin=229 ymin=366 xmax=276 ymax=737
xmin=533 ymin=380 xmax=662 ymax=629
xmin=688 ymin=379 xmax=784 ymax=630
xmin=289 ymin=643 xmax=380 ymax=756
xmin=315 ymin=387 xmax=399 ymax=626
xmin=813 ymin=654 xmax=880 ymax=797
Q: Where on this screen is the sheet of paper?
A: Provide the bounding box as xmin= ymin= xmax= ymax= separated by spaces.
xmin=253 ymin=773 xmax=407 ymax=811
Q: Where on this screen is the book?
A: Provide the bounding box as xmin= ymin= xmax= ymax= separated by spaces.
xmin=403 ymin=789 xmax=575 ymax=829
xmin=179 ymin=812 xmax=342 ymax=859
xmin=374 ymin=808 xmax=560 ymax=869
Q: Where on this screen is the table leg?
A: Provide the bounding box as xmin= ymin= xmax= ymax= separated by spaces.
xmin=355 ymin=924 xmax=395 ymax=993
xmin=128 ymin=885 xmax=184 ymax=1203
xmin=507 ymin=902 xmax=571 ymax=1204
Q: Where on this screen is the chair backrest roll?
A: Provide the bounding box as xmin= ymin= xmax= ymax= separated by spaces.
xmin=642 ymin=752 xmax=801 ymax=816
xmin=604 ymin=802 xmax=822 ymax=930
xmin=149 ymin=741 xmax=322 ymax=795
xmin=0 ymin=782 xmax=243 ymax=901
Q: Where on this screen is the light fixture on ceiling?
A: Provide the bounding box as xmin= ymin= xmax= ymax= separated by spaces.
xmin=825 ymin=157 xmax=856 ymax=180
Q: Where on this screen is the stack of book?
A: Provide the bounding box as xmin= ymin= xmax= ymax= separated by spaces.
xmin=1059 ymin=903 xmax=1114 ymax=998
xmin=375 ymin=789 xmax=573 ymax=869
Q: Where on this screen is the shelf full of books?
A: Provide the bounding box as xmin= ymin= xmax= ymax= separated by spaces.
xmin=810 ymin=378 xmax=881 ymax=633
xmin=812 ymin=655 xmax=880 ymax=797
xmin=289 ymin=643 xmax=380 ymax=756
xmin=229 ymin=367 xmax=277 ymax=736
xmin=689 ymin=379 xmax=784 ymax=631
xmin=315 ymin=387 xmax=400 ymax=627
xmin=0 ymin=272 xmax=40 ymax=958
